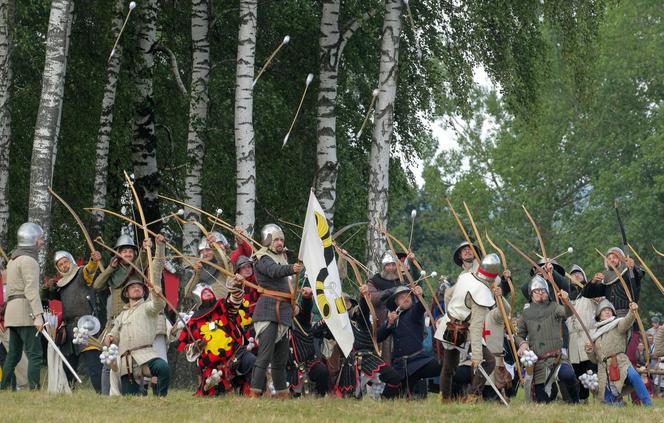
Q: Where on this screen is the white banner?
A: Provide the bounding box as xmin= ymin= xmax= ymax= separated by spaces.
xmin=299 ymin=191 xmax=354 ymax=357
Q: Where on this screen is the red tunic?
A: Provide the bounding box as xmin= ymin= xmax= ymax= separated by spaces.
xmin=177 ymin=298 xmax=253 ymax=396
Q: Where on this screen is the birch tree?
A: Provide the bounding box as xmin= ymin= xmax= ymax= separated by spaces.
xmin=316 ymin=1 xmax=377 ymax=225
xmin=182 ymin=0 xmax=210 ymax=256
xmin=234 ymin=0 xmax=257 ymax=235
xmin=90 ymin=0 xmax=125 ymax=239
xmin=315 ymin=0 xmax=341 ymax=226
xmin=131 ymin=0 xmax=161 ymax=233
xmin=27 ymin=0 xmax=73 ymax=268
xmin=366 ymin=0 xmax=402 ymax=271
xmin=182 ymin=0 xmax=211 ymax=256
xmin=0 ymin=0 xmax=14 ymax=248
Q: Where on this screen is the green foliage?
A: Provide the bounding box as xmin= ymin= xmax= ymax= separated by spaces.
xmin=413 ymin=0 xmax=664 ymax=317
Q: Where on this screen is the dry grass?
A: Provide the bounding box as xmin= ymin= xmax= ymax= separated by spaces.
xmin=0 ymin=389 xmax=661 ymax=423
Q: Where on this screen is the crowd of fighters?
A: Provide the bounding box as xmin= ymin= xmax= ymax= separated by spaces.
xmin=1 ymin=220 xmax=663 ymax=405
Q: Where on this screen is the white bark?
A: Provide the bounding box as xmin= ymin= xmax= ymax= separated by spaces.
xmin=182 ymin=0 xmax=210 ymax=257
xmin=0 ymin=0 xmax=14 ymax=248
xmin=131 ymin=0 xmax=160 ymax=232
xmin=316 ymin=3 xmax=378 ymax=227
xmin=28 ymin=0 xmax=73 ymax=269
xmin=315 ymin=0 xmax=341 ymax=226
xmin=366 ymin=0 xmax=402 ymax=272
xmin=91 ymin=0 xmax=124 ymax=239
xmin=234 ymin=0 xmax=257 ymax=235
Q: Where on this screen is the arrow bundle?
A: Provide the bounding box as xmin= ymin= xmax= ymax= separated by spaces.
xmin=579 ymin=370 xmax=599 ymax=391
xmin=99 ymin=344 xmax=119 ymax=365
xmin=520 ymin=350 xmax=539 ymax=368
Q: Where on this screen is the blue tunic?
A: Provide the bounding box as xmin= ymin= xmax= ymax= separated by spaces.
xmin=378 ymin=299 xmax=435 ymax=378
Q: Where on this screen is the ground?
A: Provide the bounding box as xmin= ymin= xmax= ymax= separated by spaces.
xmin=1 ymin=390 xmax=661 ymax=423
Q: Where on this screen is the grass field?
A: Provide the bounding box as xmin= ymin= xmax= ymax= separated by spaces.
xmin=0 ymin=389 xmax=661 ymax=423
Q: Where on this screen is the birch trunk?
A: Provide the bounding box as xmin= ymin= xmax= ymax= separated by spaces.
xmin=316 ymin=4 xmax=378 ymax=227
xmin=0 ymin=0 xmax=14 ymax=248
xmin=28 ymin=0 xmax=73 ymax=270
xmin=315 ymin=0 xmax=341 ymax=226
xmin=234 ymin=0 xmax=257 ymax=235
xmin=182 ymin=0 xmax=210 ymax=257
xmin=90 ymin=0 xmax=124 ymax=239
xmin=366 ymin=0 xmax=402 ymax=272
xmin=131 ymin=0 xmax=160 ymax=236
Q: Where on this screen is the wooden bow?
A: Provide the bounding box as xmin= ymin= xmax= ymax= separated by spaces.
xmin=84 ymin=207 xmax=197 ymax=270
xmin=522 ymin=205 xmax=561 ymax=303
xmin=94 ymin=236 xmax=195 ymax=341
xmin=377 ymin=227 xmax=444 ymax=317
xmin=158 ymin=194 xmax=262 ymax=250
xmin=123 ymin=172 xmax=154 ymax=289
xmin=507 ymin=240 xmax=595 ymax=347
xmin=628 ymin=244 xmax=664 ymax=296
xmin=172 ymin=215 xmax=231 ymax=272
xmin=595 ymin=248 xmax=650 ymax=366
xmin=164 ymin=254 xmax=292 ymax=300
xmin=335 ymin=246 xmax=381 ymax=355
xmin=379 ymin=226 xmax=437 ymax=330
xmin=446 ymin=199 xmax=480 ymax=263
xmin=485 ymin=231 xmax=516 ymax=312
xmin=331 ymin=221 xmax=368 ymax=242
xmin=462 ymin=203 xmax=523 ymax=385
xmin=49 ymin=187 xmax=105 ymax=272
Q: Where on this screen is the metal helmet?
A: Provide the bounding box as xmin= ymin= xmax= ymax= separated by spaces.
xmin=234 ymin=255 xmax=253 ymax=273
xmin=529 ymin=258 xmax=565 ymax=277
xmin=595 ymin=299 xmax=616 ymax=321
xmin=385 ymin=285 xmax=411 ymax=311
xmin=381 ymin=251 xmax=398 ymax=266
xmin=114 ymin=234 xmax=138 ymax=251
xmin=603 ymin=247 xmax=626 ymax=270
xmin=569 ymin=264 xmax=588 ymax=283
xmin=210 ymin=232 xmax=229 ymax=248
xmin=528 ymin=275 xmax=549 ymax=296
xmin=16 ymin=222 xmax=44 ymax=247
xmin=121 ymin=276 xmax=148 ymax=303
xmin=53 ymin=251 xmax=75 ymax=267
xmin=198 ymin=236 xmax=211 ymax=252
xmin=453 ymin=241 xmax=479 ymax=267
xmin=199 ymin=231 xmax=230 ymax=251
xmin=474 ymin=253 xmax=500 ymax=284
xmin=260 ymin=224 xmax=285 ymax=247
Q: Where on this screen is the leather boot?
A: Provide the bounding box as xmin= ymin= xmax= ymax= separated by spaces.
xmin=248 ymin=389 xmax=262 ymax=398
xmin=273 ymin=390 xmax=290 ymax=400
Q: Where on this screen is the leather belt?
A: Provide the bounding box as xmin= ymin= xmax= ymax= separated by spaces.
xmin=6 ymin=294 xmax=26 ymax=302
